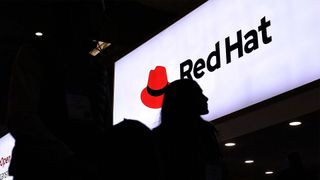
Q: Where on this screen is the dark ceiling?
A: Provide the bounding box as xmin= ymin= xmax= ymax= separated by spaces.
xmin=0 ymin=0 xmax=207 ymax=61
xmin=0 ymin=0 xmax=206 ymax=123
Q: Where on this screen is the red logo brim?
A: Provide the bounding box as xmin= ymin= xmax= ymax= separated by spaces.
xmin=140 ymin=88 xmax=164 ymax=109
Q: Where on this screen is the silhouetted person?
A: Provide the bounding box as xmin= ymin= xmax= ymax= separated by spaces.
xmin=100 ymin=119 xmax=159 ymax=180
xmin=6 ymin=32 xmax=100 ymax=180
xmin=152 ymin=79 xmax=224 ymax=180
xmin=5 ymin=3 xmax=107 ymax=179
xmin=276 ymin=152 xmax=317 ymax=180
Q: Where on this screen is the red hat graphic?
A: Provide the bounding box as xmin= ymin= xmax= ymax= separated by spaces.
xmin=141 ymin=66 xmax=169 ymax=109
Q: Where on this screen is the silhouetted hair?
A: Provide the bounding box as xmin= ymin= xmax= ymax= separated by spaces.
xmin=160 ymin=79 xmax=202 ymax=126
xmin=154 ymin=79 xmax=223 ymax=180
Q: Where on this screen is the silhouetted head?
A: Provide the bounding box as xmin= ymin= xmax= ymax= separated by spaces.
xmin=160 ymin=79 xmax=208 ymax=125
xmin=110 ymin=119 xmax=152 ymax=149
xmin=287 ymin=152 xmax=303 ymax=169
xmin=106 ymin=119 xmax=156 ymax=180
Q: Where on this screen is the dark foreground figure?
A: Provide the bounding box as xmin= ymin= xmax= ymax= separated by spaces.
xmin=6 ymin=35 xmax=101 ymax=180
xmin=100 ymin=119 xmax=158 ymax=180
xmin=152 ymin=79 xmax=227 ymax=180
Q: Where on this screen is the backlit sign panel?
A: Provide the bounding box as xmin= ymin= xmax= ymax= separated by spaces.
xmin=114 ymin=0 xmax=320 ymax=129
xmin=0 ymin=133 xmax=15 ymax=180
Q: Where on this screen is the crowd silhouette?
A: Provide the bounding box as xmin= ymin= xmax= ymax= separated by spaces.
xmin=6 ymin=43 xmax=224 ymax=180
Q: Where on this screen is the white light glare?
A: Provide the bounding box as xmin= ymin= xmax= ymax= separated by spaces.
xmin=289 ymin=121 xmax=302 ymax=126
xmin=225 ymin=142 xmax=236 ymax=147
xmin=245 ymin=160 xmax=254 ymax=164
xmin=35 ymin=32 xmax=43 ymax=37
xmin=265 ymin=171 xmax=274 ymax=175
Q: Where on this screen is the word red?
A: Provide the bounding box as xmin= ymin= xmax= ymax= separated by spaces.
xmin=0 ymin=170 xmax=9 ymax=179
xmin=0 ymin=156 xmax=11 ymax=168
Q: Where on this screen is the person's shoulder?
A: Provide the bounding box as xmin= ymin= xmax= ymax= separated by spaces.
xmin=151 ymin=126 xmax=162 ymax=135
xmin=199 ymin=120 xmax=214 ymax=127
xmin=151 ymin=125 xmax=171 ymax=140
xmin=199 ymin=120 xmax=217 ymax=132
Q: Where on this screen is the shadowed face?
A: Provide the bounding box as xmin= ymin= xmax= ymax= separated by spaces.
xmin=189 ymin=83 xmax=209 ymax=115
xmin=161 ymin=79 xmax=209 ymax=118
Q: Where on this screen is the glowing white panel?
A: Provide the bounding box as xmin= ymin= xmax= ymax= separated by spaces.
xmin=0 ymin=133 xmax=15 ymax=180
xmin=114 ymin=0 xmax=320 ymax=129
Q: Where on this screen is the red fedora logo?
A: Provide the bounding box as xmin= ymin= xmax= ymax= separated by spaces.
xmin=141 ymin=66 xmax=169 ymax=109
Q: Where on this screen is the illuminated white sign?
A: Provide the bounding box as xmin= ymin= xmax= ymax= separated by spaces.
xmin=114 ymin=0 xmax=320 ymax=129
xmin=0 ymin=134 xmax=15 ymax=180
